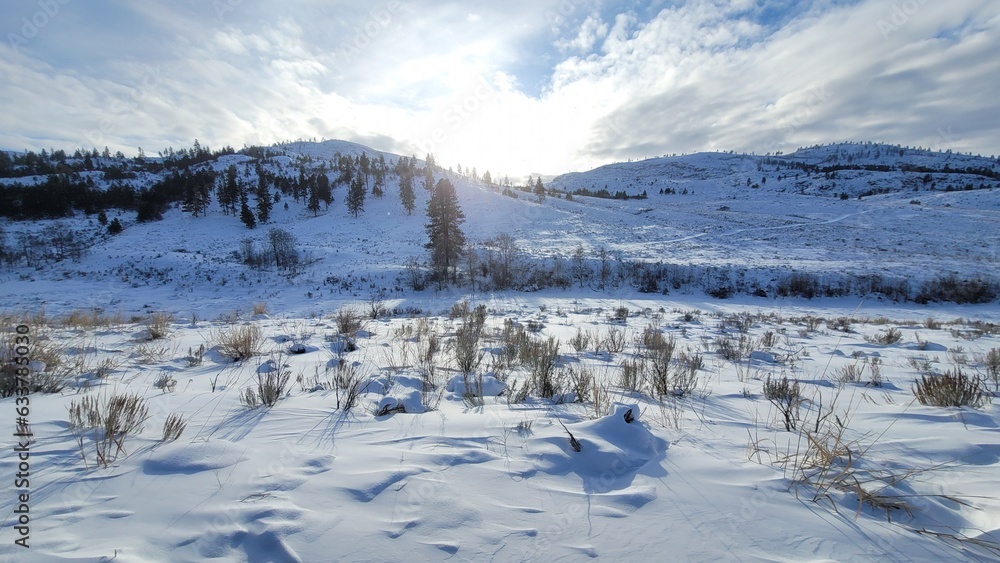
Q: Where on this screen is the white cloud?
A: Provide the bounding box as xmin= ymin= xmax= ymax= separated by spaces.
xmin=0 ymin=0 xmax=997 ymax=179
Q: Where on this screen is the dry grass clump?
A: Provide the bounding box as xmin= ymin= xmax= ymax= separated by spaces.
xmin=335 ymin=307 xmax=365 ymax=336
xmin=252 ymin=302 xmax=269 ymax=316
xmin=865 ymin=327 xmax=903 ymax=345
xmin=241 ymin=354 xmax=292 ymax=408
xmin=142 ymin=312 xmax=174 ymax=341
xmin=60 ymin=309 xmax=124 ymax=330
xmin=68 ymin=393 xmax=150 ymax=468
xmin=913 ymin=368 xmax=991 ymax=408
xmin=162 ymin=413 xmax=186 ymax=442
xmin=1 ymin=328 xmax=87 ymax=396
xmin=213 ymin=323 xmax=264 ymax=362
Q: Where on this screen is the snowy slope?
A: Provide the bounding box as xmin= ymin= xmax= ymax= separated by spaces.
xmin=1 ymin=140 xmax=1000 ymax=561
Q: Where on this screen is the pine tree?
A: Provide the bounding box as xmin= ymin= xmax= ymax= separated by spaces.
xmin=97 ymin=210 xmax=108 ymax=226
xmin=422 ymin=167 xmax=435 ymax=192
xmin=399 ymin=171 xmax=416 ymax=215
xmin=425 ymin=178 xmax=466 ymax=283
xmin=316 ymin=173 xmax=332 ymax=208
xmin=307 ymin=183 xmax=321 ymax=216
xmin=107 ymin=217 xmax=123 ymax=235
xmin=534 ymin=177 xmax=545 ymax=202
xmin=347 ymin=175 xmax=366 ymax=216
xmin=240 ymin=195 xmax=256 ymax=229
xmin=256 ymin=175 xmax=272 ymax=223
xmin=218 ymin=165 xmax=240 ymax=215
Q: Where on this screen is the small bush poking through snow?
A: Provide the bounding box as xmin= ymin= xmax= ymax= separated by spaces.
xmin=213 ymin=323 xmax=264 ymax=362
xmin=335 ymin=307 xmax=364 ymax=335
xmin=827 ymin=317 xmax=853 ymax=333
xmin=764 ymin=376 xmax=803 ymax=431
xmin=186 ymin=344 xmax=205 ymax=367
xmin=985 ymin=348 xmax=1000 ymax=390
xmin=242 ymin=354 xmax=292 ymax=408
xmin=143 ymin=312 xmax=174 ymax=340
xmin=68 ymin=393 xmax=150 ymax=468
xmin=913 ymin=368 xmax=991 ymax=408
xmin=866 ymin=327 xmax=903 ymax=345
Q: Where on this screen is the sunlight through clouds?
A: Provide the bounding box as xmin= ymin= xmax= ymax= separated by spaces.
xmin=0 ymin=0 xmax=997 ymax=179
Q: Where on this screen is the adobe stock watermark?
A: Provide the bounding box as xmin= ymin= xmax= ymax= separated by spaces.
xmin=83 ymin=65 xmax=163 ymax=149
xmin=213 ymin=0 xmax=243 ymax=20
xmin=761 ymin=85 xmax=831 ymax=155
xmin=415 ymin=76 xmax=497 ymax=158
xmin=935 ymin=126 xmax=961 ymax=151
xmin=877 ymin=0 xmax=929 ymax=40
xmin=7 ymin=0 xmax=73 ymax=55
xmin=331 ymin=2 xmax=405 ymax=72
xmin=545 ymin=0 xmax=587 ymax=28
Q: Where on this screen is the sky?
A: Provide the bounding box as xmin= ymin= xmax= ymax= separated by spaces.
xmin=2 ymin=0 xmax=999 ymax=179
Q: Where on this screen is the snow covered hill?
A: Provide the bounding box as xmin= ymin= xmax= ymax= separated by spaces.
xmin=2 ymin=140 xmax=1000 ymax=561
xmin=3 ymin=139 xmax=997 ymax=319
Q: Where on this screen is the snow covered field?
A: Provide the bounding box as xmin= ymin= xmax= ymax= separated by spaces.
xmin=1 ymin=296 xmax=999 ymax=561
xmin=2 ymin=141 xmax=1000 ymax=561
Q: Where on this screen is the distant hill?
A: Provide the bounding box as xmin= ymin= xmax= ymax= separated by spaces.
xmin=551 ymin=142 xmax=1000 ymax=200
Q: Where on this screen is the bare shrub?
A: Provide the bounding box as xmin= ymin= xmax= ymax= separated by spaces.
xmin=601 ymin=327 xmax=627 ymax=354
xmin=162 ymin=413 xmax=186 ymax=442
xmin=724 ymin=312 xmax=754 ymax=333
xmin=669 ymin=362 xmax=700 ymax=398
xmin=865 ymin=327 xmax=903 ymax=345
xmin=329 ymin=362 xmax=365 ymax=411
xmin=569 ymin=328 xmax=591 ymax=353
xmin=453 ymin=323 xmax=485 ymax=374
xmin=566 ymin=366 xmax=593 ymax=403
xmin=452 ymin=303 xmax=487 ymax=374
xmin=619 ymin=358 xmax=646 ymax=392
xmin=609 ymin=306 xmax=629 ymax=323
xmin=252 ymin=302 xmax=268 ymax=316
xmin=335 ymin=307 xmax=365 ymax=336
xmin=367 ymin=289 xmax=387 ymax=320
xmin=913 ymin=368 xmax=990 ymax=408
xmin=986 ymin=348 xmax=1000 ymax=390
xmin=716 ymin=334 xmax=753 ymax=362
xmin=213 ymin=323 xmax=264 ymax=362
xmin=677 ymin=348 xmax=704 ymax=372
xmin=760 ymin=330 xmax=778 ymax=348
xmin=648 ymin=334 xmax=677 ymax=397
xmin=523 ymin=336 xmax=561 ymax=398
xmin=1 ymin=329 xmax=81 ymax=396
xmin=826 ymin=317 xmax=852 ymax=333
xmin=764 ymin=376 xmax=803 ymax=431
xmin=497 ymin=319 xmax=529 ymax=369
